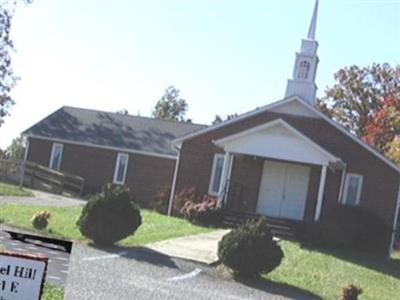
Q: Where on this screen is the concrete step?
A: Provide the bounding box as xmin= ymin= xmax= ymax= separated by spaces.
xmin=221 ymin=210 xmax=297 ymax=239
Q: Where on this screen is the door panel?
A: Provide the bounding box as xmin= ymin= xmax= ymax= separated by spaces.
xmin=280 ymin=164 xmax=310 ymax=220
xmin=256 ymin=160 xmax=310 ymax=220
xmin=256 ymin=161 xmax=285 ymax=217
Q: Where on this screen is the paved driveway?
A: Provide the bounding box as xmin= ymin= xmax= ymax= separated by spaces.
xmin=0 ymin=189 xmax=86 ymax=207
xmin=147 ymin=229 xmax=230 ymax=264
xmin=64 ymin=243 xmax=319 ymax=300
xmin=0 ymin=229 xmax=71 ymax=287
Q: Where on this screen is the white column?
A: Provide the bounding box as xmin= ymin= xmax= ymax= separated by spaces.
xmin=314 ymin=164 xmax=327 ymax=221
xmin=337 ymin=167 xmax=346 ymax=203
xmin=389 ymin=182 xmax=400 ymax=257
xmin=217 ymin=152 xmax=231 ymax=208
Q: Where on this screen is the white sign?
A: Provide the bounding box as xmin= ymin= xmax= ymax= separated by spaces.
xmin=0 ymin=252 xmax=47 ymax=300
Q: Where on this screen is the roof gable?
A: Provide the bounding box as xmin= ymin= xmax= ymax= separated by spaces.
xmin=174 ymin=96 xmax=400 ymax=174
xmin=269 ymin=99 xmax=320 ymax=118
xmin=214 ymin=118 xmax=340 ymax=166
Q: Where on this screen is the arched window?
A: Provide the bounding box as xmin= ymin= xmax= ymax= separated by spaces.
xmin=298 ymin=60 xmax=310 ymax=79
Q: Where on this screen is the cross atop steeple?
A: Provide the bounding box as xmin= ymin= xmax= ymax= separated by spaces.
xmin=284 ymin=0 xmax=320 ymax=106
xmin=307 ymin=0 xmax=319 ymax=40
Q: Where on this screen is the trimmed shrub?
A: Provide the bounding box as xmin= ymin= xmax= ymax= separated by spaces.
xmin=181 ymin=195 xmax=222 ymax=226
xmin=77 ymin=184 xmax=142 ymax=245
xmin=302 ymin=206 xmax=391 ymax=255
xmin=31 ymin=211 xmax=51 ymax=230
xmin=218 ymin=218 xmax=283 ymax=277
xmin=152 ymin=185 xmax=171 ymax=214
xmin=340 ymin=284 xmax=362 ymax=300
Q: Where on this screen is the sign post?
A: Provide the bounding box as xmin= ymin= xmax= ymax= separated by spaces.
xmin=0 ymin=251 xmax=48 ymax=300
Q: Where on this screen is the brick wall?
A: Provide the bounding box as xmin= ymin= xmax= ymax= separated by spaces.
xmin=175 ymin=110 xmax=399 ymax=230
xmin=27 ymin=138 xmax=176 ymax=206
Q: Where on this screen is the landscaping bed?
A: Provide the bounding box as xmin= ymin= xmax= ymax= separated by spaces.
xmin=0 ymin=182 xmax=33 ymax=197
xmin=0 ymin=204 xmax=213 ymax=246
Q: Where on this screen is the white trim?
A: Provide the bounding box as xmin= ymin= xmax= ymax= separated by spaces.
xmin=217 ymin=152 xmax=231 ymax=207
xmin=214 ymin=118 xmax=340 ymax=164
xmin=342 ymin=173 xmax=364 ymax=206
xmin=172 ymin=96 xmax=400 ymax=174
xmin=25 ymin=134 xmax=177 ymax=160
xmin=390 ymin=182 xmax=400 ymax=256
xmin=208 ymin=154 xmax=225 ymax=196
xmin=337 ymin=166 xmax=347 ymax=203
xmin=49 ymin=143 xmax=63 ymax=171
xmin=224 ymin=154 xmax=234 ymax=207
xmin=168 ymin=150 xmax=181 ymax=216
xmin=172 ymin=95 xmax=304 ymax=144
xmin=113 ymin=153 xmax=129 ymax=185
xmin=315 ymin=165 xmax=327 ymax=221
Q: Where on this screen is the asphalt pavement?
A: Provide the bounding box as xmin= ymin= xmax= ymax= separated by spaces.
xmin=0 ymin=229 xmax=71 ymax=287
xmin=64 ymin=243 xmax=319 ymax=300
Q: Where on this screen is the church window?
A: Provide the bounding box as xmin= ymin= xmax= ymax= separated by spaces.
xmin=298 ymin=60 xmax=310 ymax=79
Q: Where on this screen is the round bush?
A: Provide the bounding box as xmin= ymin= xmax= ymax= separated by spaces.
xmin=31 ymin=211 xmax=51 ymax=230
xmin=218 ymin=218 xmax=283 ymax=277
xmin=77 ymin=184 xmax=142 ymax=245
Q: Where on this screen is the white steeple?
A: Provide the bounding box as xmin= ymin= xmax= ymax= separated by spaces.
xmin=285 ymin=0 xmax=319 ymax=105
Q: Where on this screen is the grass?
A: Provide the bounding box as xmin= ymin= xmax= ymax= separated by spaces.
xmin=42 ymin=284 xmax=64 ymax=300
xmin=0 ymin=204 xmax=213 ymax=246
xmin=393 ymin=250 xmax=400 ymax=260
xmin=264 ymin=240 xmax=400 ymax=300
xmin=0 ymin=182 xmax=33 ymax=197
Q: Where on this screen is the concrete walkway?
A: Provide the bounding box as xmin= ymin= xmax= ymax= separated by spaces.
xmin=0 ymin=189 xmax=86 ymax=207
xmin=146 ymin=229 xmax=230 ymax=265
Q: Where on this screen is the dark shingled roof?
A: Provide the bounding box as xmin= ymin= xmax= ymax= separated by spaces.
xmin=23 ymin=106 xmax=207 ymax=157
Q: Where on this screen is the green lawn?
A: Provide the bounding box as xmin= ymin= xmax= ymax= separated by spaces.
xmin=42 ymin=284 xmax=64 ymax=300
xmin=0 ymin=182 xmax=33 ymax=197
xmin=0 ymin=204 xmax=213 ymax=246
xmin=265 ymin=241 xmax=400 ymax=300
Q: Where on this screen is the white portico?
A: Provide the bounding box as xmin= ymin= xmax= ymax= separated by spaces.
xmin=214 ymin=118 xmax=344 ymax=221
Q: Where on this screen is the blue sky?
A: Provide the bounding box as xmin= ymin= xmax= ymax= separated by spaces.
xmin=0 ymin=0 xmax=399 ymax=148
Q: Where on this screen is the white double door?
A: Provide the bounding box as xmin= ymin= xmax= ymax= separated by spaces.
xmin=256 ymin=160 xmax=311 ymax=220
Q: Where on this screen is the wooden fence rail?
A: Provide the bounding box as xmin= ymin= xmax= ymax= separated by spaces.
xmin=0 ymin=158 xmax=84 ymax=196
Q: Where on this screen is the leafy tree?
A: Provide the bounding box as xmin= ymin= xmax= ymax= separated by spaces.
xmin=152 ymin=85 xmax=189 ymax=122
xmin=6 ymin=135 xmax=25 ymax=159
xmin=116 ymin=109 xmax=129 ymax=115
xmin=0 ymin=147 xmax=6 ymax=158
xmin=212 ymin=113 xmax=238 ymax=125
xmin=319 ymin=63 xmax=400 ymax=137
xmin=0 ymin=0 xmax=31 ymax=126
xmin=362 ymin=94 xmax=400 ymax=153
xmin=386 ymin=137 xmax=400 ymax=165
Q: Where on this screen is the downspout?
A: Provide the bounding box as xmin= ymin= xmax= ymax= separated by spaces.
xmin=167 ymin=144 xmax=181 ymax=216
xmin=19 ymin=136 xmax=30 ymax=188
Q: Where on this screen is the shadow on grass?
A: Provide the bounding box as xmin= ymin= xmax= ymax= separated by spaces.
xmin=237 ymin=276 xmax=321 ymax=300
xmin=89 ymin=243 xmax=178 ymax=269
xmin=299 ymin=243 xmax=400 ymax=280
